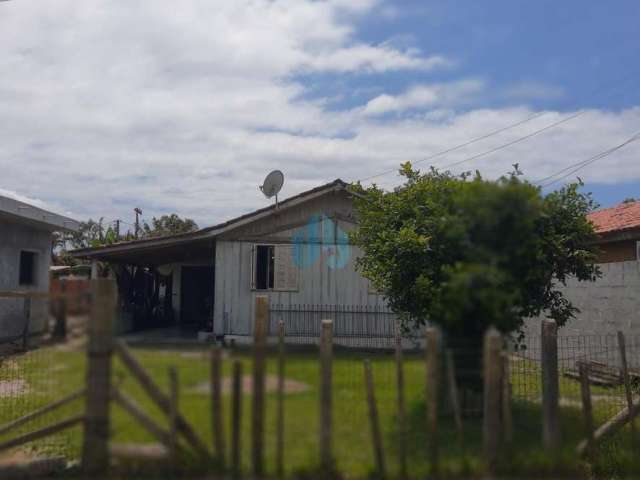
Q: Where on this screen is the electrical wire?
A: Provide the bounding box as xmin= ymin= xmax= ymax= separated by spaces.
xmin=358 ymin=110 xmax=549 ymax=182
xmin=535 ymin=132 xmax=640 ymax=188
xmin=356 ymin=67 xmax=640 ymax=185
xmin=439 ymin=110 xmax=587 ymax=171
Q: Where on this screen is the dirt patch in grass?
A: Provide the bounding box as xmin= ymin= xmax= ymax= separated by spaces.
xmin=191 ymin=374 xmax=310 ymax=395
xmin=0 ymin=448 xmax=40 ymax=465
xmin=0 ymin=379 xmax=30 ymax=398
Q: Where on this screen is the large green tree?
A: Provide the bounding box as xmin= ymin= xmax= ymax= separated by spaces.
xmin=351 ymin=164 xmax=600 ymax=356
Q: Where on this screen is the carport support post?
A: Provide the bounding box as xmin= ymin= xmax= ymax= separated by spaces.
xmin=541 ymin=319 xmax=560 ymax=451
xmin=82 ymin=279 xmax=116 ymax=475
xmin=252 ymin=295 xmax=268 ymax=477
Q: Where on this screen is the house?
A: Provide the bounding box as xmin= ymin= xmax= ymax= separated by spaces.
xmin=524 ymin=199 xmax=640 ymax=340
xmin=0 ymin=193 xmax=79 ymax=343
xmin=71 ymin=180 xmax=393 ymax=342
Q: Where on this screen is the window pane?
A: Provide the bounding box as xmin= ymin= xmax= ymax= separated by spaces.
xmin=255 ymin=245 xmax=269 ymax=290
xmin=19 ymin=251 xmax=36 ymax=286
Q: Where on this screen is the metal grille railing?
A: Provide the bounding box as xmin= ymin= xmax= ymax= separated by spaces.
xmin=269 ymin=304 xmax=398 ymax=338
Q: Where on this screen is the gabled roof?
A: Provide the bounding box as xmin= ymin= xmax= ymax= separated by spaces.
xmin=0 ymin=194 xmax=79 ymax=232
xmin=588 ymin=200 xmax=640 ymax=235
xmin=70 ymin=178 xmax=349 ymax=260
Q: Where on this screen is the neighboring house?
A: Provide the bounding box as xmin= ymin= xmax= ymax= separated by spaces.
xmin=71 ymin=180 xmax=392 ymax=341
xmin=524 ymin=199 xmax=640 ymax=340
xmin=0 ymin=194 xmax=79 ymax=343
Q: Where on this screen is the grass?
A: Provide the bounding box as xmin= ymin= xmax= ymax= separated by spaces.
xmin=1 ymin=342 xmax=639 ymax=478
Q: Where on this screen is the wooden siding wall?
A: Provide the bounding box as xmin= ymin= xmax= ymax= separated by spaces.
xmin=212 ymin=190 xmax=384 ymax=335
xmin=213 ymin=239 xmax=385 ymax=335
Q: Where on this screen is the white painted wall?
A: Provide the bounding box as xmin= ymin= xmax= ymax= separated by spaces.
xmin=0 ymin=218 xmax=51 ymax=340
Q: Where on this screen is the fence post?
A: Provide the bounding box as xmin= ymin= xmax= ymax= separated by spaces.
xmin=445 ymin=349 xmax=463 ymax=439
xmin=252 ymin=295 xmax=268 ymax=477
xmin=425 ymin=327 xmax=440 ymax=474
xmin=502 ymin=352 xmax=513 ymax=447
xmin=395 ymin=333 xmax=407 ymax=480
xmin=21 ymin=296 xmax=31 ymax=350
xmin=53 ymin=280 xmax=67 ymax=340
xmin=276 ymin=320 xmax=285 ymax=478
xmin=579 ymin=363 xmax=595 ymax=460
xmin=169 ymin=366 xmax=179 ymax=466
xmin=483 ymin=327 xmax=503 ymax=468
xmin=541 ymin=319 xmax=560 ymax=451
xmin=319 ymin=319 xmax=334 ymax=475
xmin=231 ymin=360 xmax=243 ymax=480
xmin=81 ymin=278 xmax=116 ymax=474
xmin=364 ymin=359 xmax=386 ymax=479
xmin=617 ymin=331 xmax=636 ymax=448
xmin=211 ymin=346 xmax=225 ymax=467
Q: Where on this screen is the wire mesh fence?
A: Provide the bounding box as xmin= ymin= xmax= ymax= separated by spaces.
xmin=0 ymin=336 xmax=87 ymax=462
xmin=511 ymin=334 xmax=640 ymax=419
xmin=4 ymin=296 xmax=640 ymax=477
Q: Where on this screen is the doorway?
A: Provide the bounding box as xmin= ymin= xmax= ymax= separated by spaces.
xmin=180 ymin=266 xmax=215 ymax=332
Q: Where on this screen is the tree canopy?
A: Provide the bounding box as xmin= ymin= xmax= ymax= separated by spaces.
xmin=350 ymin=164 xmax=601 ymax=343
xmin=53 ymin=214 xmax=198 ymax=266
xmin=141 ymin=214 xmax=198 ymax=238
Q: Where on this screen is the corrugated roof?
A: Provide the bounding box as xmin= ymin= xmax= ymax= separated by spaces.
xmin=588 ymin=200 xmax=640 ymax=235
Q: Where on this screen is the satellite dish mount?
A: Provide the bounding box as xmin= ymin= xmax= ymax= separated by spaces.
xmin=259 ymin=170 xmax=285 ymax=209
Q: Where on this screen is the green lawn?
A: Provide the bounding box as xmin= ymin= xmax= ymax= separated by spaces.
xmin=1 ymin=343 xmax=638 ymax=478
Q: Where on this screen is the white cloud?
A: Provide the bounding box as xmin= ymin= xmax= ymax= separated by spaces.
xmin=363 ymin=80 xmax=485 ymax=115
xmin=0 ymin=1 xmax=638 ymax=228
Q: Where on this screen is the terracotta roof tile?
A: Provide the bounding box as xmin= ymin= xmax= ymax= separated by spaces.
xmin=588 ymin=200 xmax=640 ymax=234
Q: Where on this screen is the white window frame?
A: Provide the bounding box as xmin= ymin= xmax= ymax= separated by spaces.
xmin=251 ymin=243 xmax=299 ymax=292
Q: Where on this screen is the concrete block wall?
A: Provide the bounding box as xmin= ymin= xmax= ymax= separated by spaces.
xmin=522 ymin=260 xmax=640 ymax=367
xmin=0 ymin=219 xmax=52 ymax=341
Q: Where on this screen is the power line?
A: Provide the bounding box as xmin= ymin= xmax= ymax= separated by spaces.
xmin=358 ymin=111 xmax=549 ymax=182
xmin=439 ymin=110 xmax=587 ymax=171
xmin=535 ymin=132 xmax=640 ymax=188
xmin=356 ymin=67 xmax=640 ymax=185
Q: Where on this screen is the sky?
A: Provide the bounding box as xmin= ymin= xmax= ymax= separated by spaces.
xmin=1 ymin=0 xmax=639 ymax=229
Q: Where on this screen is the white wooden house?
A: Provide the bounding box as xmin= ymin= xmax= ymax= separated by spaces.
xmin=72 ymin=180 xmax=393 ymax=342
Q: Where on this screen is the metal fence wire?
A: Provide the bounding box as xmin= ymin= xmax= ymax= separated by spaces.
xmin=0 ymin=294 xmax=88 ymax=464
xmin=511 ymin=334 xmax=640 ymax=419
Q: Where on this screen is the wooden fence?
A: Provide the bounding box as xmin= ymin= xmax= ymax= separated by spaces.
xmin=1 ymin=282 xmax=640 ymax=477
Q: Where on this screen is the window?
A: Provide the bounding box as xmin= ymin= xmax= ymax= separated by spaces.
xmin=19 ymin=251 xmax=37 ymax=286
xmin=254 ymin=245 xmax=275 ymax=290
xmin=252 ymin=244 xmax=299 ymax=291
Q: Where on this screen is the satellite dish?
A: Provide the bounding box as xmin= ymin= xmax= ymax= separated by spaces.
xmin=259 ymin=170 xmax=284 ymax=201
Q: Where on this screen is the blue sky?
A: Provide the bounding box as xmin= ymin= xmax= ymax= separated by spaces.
xmin=0 ymin=0 xmax=639 ymax=226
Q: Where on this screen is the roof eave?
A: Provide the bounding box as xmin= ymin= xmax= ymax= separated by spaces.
xmin=70 ymin=178 xmax=350 ymax=259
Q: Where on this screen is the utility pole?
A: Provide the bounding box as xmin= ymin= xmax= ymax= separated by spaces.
xmin=134 ymin=208 xmax=142 ymax=239
xmin=115 ymin=220 xmax=121 ymax=240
